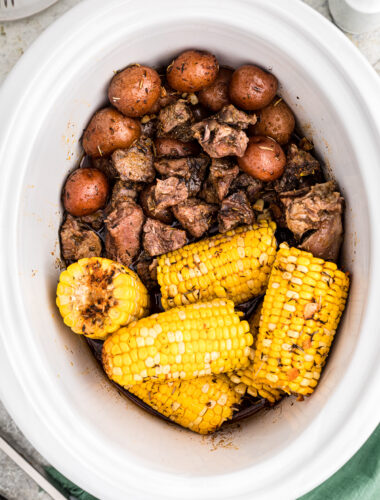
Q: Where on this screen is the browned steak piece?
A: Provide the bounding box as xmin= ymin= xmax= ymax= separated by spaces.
xmin=230 ymin=173 xmax=263 ymax=202
xmin=213 ymin=104 xmax=257 ymax=129
xmin=218 ymin=191 xmax=255 ymax=233
xmin=140 ymin=184 xmax=173 ymax=224
xmin=157 ymin=101 xmax=194 ymax=142
xmin=200 ymin=158 xmax=239 ymax=204
xmin=78 ymin=209 xmax=105 ymax=231
xmin=154 ymin=177 xmax=189 ymax=210
xmin=192 ymin=119 xmax=249 ymax=158
xmin=140 ymin=118 xmax=157 ymax=139
xmin=60 ymin=215 xmax=102 ymax=261
xmin=109 ymin=180 xmax=142 ymax=206
xmin=91 ymin=156 xmax=117 ymax=179
xmin=111 ymin=138 xmax=155 ymax=183
xmin=142 ymin=218 xmax=187 ymax=257
xmin=155 ymin=156 xmax=209 ymax=197
xmin=136 ymin=252 xmax=158 ymax=290
xmin=172 ymin=198 xmax=217 ymax=238
xmin=105 ymin=199 xmax=144 ymax=266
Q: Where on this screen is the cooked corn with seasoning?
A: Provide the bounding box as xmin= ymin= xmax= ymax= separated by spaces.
xmin=128 ymin=374 xmax=242 ymax=434
xmin=102 ymin=299 xmax=253 ymax=386
xmin=56 ymin=257 xmax=150 ymax=339
xmin=251 ymin=245 xmax=349 ymax=396
xmin=157 ymin=219 xmax=277 ymax=310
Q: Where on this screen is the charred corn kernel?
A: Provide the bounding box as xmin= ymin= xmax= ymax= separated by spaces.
xmin=56 ymin=257 xmax=150 ymax=339
xmin=229 ymin=305 xmax=284 ymax=404
xmin=251 ymin=247 xmax=349 ymax=396
xmin=157 ymin=220 xmax=277 ymax=310
xmin=103 ymin=299 xmax=253 ymax=386
xmin=128 ymin=374 xmax=241 ymax=434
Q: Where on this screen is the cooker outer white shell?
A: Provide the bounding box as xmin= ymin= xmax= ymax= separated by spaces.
xmin=0 ymin=1 xmax=380 ymax=499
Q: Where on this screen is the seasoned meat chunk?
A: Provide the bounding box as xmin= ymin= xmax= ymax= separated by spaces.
xmin=79 ymin=209 xmax=105 ymax=231
xmin=91 ymin=156 xmax=117 ymax=179
xmin=230 ymin=173 xmax=263 ymax=202
xmin=155 ymin=156 xmax=208 ymax=197
xmin=111 ymin=138 xmax=155 ymax=183
xmin=109 ymin=180 xmax=141 ymax=207
xmin=173 ymin=198 xmax=217 ymax=238
xmin=154 ymin=177 xmax=189 ymax=210
xmin=192 ymin=119 xmax=248 ymax=158
xmin=157 ymin=101 xmax=194 ymax=142
xmin=218 ymin=191 xmax=255 ymax=233
xmin=136 ymin=252 xmax=158 ymax=290
xmin=143 ymin=219 xmax=187 ymax=256
xmin=60 ymin=215 xmax=102 ymax=262
xmin=149 ymin=85 xmax=179 ymax=114
xmin=105 ymin=199 xmax=144 ymax=266
xmin=274 ymin=143 xmax=322 ymax=193
xmin=214 ymin=104 xmax=257 ymax=129
xmin=200 ymin=158 xmax=239 ymax=204
xmin=140 ymin=184 xmax=173 ymax=224
xmin=154 ymin=137 xmax=200 ymax=158
xmin=281 ymin=181 xmax=344 ymax=261
xmin=140 ymin=118 xmax=157 ymax=139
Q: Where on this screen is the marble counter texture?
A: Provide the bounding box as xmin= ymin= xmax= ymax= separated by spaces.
xmin=0 ymin=1 xmax=379 ymax=499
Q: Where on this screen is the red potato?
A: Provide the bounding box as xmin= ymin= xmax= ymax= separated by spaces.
xmin=167 ymin=50 xmax=219 ymax=93
xmin=253 ymin=97 xmax=295 ymax=144
xmin=63 ymin=168 xmax=109 ymax=216
xmin=198 ymin=68 xmax=233 ymax=112
xmin=238 ymin=136 xmax=285 ymax=182
xmin=108 ymin=65 xmax=161 ymax=117
xmin=154 ymin=137 xmax=200 ymax=157
xmin=229 ymin=65 xmax=278 ymax=111
xmin=82 ymin=108 xmax=141 ymax=158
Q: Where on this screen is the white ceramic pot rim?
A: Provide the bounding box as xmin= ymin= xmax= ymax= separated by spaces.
xmin=0 ymin=1 xmax=380 ymax=499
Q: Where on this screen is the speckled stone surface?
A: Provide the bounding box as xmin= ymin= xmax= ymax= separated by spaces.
xmin=0 ymin=1 xmax=379 ymax=499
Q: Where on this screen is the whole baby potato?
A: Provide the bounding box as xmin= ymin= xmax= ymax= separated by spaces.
xmin=108 ymin=65 xmax=161 ymax=117
xmin=63 ymin=168 xmax=109 ymax=216
xmin=253 ymin=97 xmax=295 ymax=144
xmin=82 ymin=107 xmax=141 ymax=157
xmin=198 ymin=68 xmax=233 ymax=112
xmin=229 ymin=65 xmax=278 ymax=111
xmin=238 ymin=136 xmax=285 ymax=182
xmin=167 ymin=50 xmax=219 ymax=93
xmin=154 ymin=137 xmax=200 ymax=157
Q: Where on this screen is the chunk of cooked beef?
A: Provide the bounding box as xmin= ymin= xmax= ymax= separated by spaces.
xmin=143 ymin=218 xmax=187 ymax=257
xmin=154 ymin=156 xmax=208 ymax=197
xmin=105 ymin=199 xmax=144 ymax=266
xmin=140 ymin=184 xmax=173 ymax=224
xmin=60 ymin=215 xmax=102 ymax=261
xmin=91 ymin=156 xmax=117 ymax=179
xmin=192 ymin=119 xmax=249 ymax=158
xmin=149 ymin=85 xmax=179 ymax=114
xmin=140 ymin=118 xmax=157 ymax=139
xmin=218 ymin=191 xmax=255 ymax=233
xmin=274 ymin=143 xmax=322 ymax=193
xmin=154 ymin=177 xmax=189 ymax=210
xmin=200 ymin=158 xmax=239 ymax=204
xmin=111 ymin=138 xmax=155 ymax=183
xmin=230 ymin=173 xmax=263 ymax=202
xmin=79 ymin=209 xmax=105 ymax=231
xmin=281 ymin=181 xmax=344 ymax=261
xmin=172 ymin=198 xmax=217 ymax=238
xmin=157 ymin=101 xmax=194 ymax=142
xmin=109 ymin=180 xmax=141 ymax=207
xmin=136 ymin=252 xmax=158 ymax=290
xmin=214 ymin=104 xmax=257 ymax=129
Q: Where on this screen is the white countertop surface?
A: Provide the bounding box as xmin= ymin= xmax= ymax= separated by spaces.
xmin=0 ymin=1 xmax=379 ymax=499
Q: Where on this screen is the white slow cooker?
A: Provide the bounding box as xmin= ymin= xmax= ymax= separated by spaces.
xmin=0 ymin=1 xmax=380 ymax=498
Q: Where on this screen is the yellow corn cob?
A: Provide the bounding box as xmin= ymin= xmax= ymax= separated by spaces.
xmin=56 ymin=257 xmax=150 ymax=339
xmin=252 ymin=245 xmax=349 ymax=396
xmin=229 ymin=305 xmax=284 ymax=403
xmin=128 ymin=374 xmax=242 ymax=434
xmin=157 ymin=219 xmax=277 ymax=310
xmin=102 ymin=299 xmax=253 ymax=386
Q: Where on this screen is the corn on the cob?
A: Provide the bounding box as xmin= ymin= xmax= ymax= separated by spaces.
xmin=56 ymin=257 xmax=150 ymax=339
xmin=102 ymin=299 xmax=253 ymax=386
xmin=251 ymin=245 xmax=349 ymax=396
xmin=229 ymin=305 xmax=284 ymax=403
xmin=128 ymin=374 xmax=242 ymax=434
xmin=157 ymin=219 xmax=277 ymax=310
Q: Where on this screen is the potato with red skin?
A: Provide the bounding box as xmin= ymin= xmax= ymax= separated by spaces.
xmin=63 ymin=168 xmax=109 ymax=216
xmin=229 ymin=65 xmax=278 ymax=111
xmin=167 ymin=50 xmax=219 ymax=93
xmin=238 ymin=136 xmax=285 ymax=182
xmin=154 ymin=137 xmax=200 ymax=158
xmin=82 ymin=108 xmax=141 ymax=158
xmin=253 ymin=97 xmax=295 ymax=144
xmin=108 ymin=65 xmax=161 ymax=117
xmin=198 ymin=68 xmax=232 ymax=112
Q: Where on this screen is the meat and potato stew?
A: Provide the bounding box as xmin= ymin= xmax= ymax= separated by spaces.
xmin=56 ymin=49 xmax=349 ymax=435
